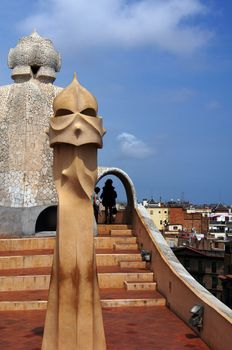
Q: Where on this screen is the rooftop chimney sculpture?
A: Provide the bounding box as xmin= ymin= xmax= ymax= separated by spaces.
xmin=42 ymin=75 xmax=106 ymax=349
xmin=0 ymin=31 xmax=62 ymax=235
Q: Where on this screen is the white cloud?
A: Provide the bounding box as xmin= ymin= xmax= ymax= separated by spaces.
xmin=19 ymin=0 xmax=212 ymax=55
xmin=166 ymin=87 xmax=196 ymax=103
xmin=205 ymin=100 xmax=221 ymax=111
xmin=117 ymin=132 xmax=154 ymax=158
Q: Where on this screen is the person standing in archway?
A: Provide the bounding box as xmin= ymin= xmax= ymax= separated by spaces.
xmin=93 ymin=187 xmax=101 ymax=223
xmin=100 ymin=179 xmax=117 ymax=224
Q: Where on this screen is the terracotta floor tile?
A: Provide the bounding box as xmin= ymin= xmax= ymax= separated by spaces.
xmin=0 ymin=290 xmax=48 ymax=302
xmin=0 ymin=307 xmax=210 ymax=350
xmin=0 ymin=267 xmax=51 ymax=277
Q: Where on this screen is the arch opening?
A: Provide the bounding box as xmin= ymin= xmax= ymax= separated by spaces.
xmin=35 ymin=205 xmax=57 ymax=233
xmin=96 ymin=167 xmax=137 ymax=224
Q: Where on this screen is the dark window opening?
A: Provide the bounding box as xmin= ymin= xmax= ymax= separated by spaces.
xmin=212 ymin=261 xmax=217 ymax=273
xmin=198 ymin=260 xmax=203 ymax=273
xmin=212 ymin=276 xmax=218 ymax=289
xmin=184 ymin=258 xmax=190 ymax=269
xmin=35 ymin=206 xmax=57 ymax=233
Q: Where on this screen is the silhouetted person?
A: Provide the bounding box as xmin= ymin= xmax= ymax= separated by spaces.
xmin=100 ymin=179 xmax=117 ymax=224
xmin=93 ymin=187 xmax=101 ymax=223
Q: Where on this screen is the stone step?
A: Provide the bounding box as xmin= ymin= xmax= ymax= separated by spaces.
xmin=0 ymin=267 xmax=51 ymax=277
xmin=0 ymin=252 xmax=142 ymax=269
xmin=0 ymin=300 xmax=47 ymax=311
xmin=96 ymin=253 xmax=142 ymax=266
xmin=0 ymin=297 xmax=166 ymax=311
xmin=98 ymin=272 xmax=154 ymax=289
xmin=0 ymin=237 xmax=55 ymax=251
xmin=0 ymin=275 xmax=50 ymax=292
xmin=0 ymin=235 xmax=136 ymax=253
xmin=97 ymin=225 xmax=132 ymax=235
xmin=124 ymin=281 xmax=157 ymax=291
xmin=0 ymin=271 xmax=154 ymax=291
xmin=0 ymin=288 xmax=165 ymax=311
xmin=119 ymin=261 xmax=146 ymax=269
xmin=110 ymin=229 xmax=133 ymax=236
xmin=113 ymin=243 xmax=138 ymax=251
xmin=100 ymin=288 xmax=165 ymax=307
xmin=95 ymin=236 xmax=137 ymax=249
xmin=0 ymin=254 xmax=53 ymax=270
xmin=101 ymin=298 xmax=165 ymax=307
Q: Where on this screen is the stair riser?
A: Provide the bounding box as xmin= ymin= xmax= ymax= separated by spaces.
xmin=124 ymin=282 xmax=157 ymax=291
xmin=0 ymin=255 xmax=53 ymax=269
xmin=0 ymin=275 xmax=50 ymax=291
xmin=126 ymin=285 xmax=156 ymax=291
xmin=101 ymin=299 xmax=166 ymax=308
xmin=0 ymin=237 xmax=136 ymax=252
xmin=0 ymin=272 xmax=153 ymax=291
xmin=98 ymin=273 xmax=154 ymax=288
xmin=114 ymin=243 xmax=138 ymax=251
xmin=0 ymin=301 xmax=47 ymax=311
xmin=0 ymin=253 xmax=142 ymax=269
xmin=111 ymin=230 xmax=132 ymax=236
xmin=98 ymin=225 xmax=131 ymax=235
xmin=0 ymin=238 xmax=55 ymax=251
xmin=96 ymin=254 xmax=142 ymax=266
xmin=119 ymin=261 xmax=146 ymax=269
xmin=0 ymin=298 xmax=166 ymax=311
xmin=95 ymin=237 xmax=136 ymax=249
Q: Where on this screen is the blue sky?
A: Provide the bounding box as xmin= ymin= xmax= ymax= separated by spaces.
xmin=0 ymin=0 xmax=232 ymax=204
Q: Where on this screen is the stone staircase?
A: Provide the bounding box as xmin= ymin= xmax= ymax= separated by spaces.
xmin=0 ymin=225 xmax=166 ymax=311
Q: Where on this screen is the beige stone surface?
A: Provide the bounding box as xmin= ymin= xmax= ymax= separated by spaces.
xmin=0 ymin=31 xmax=62 ymax=208
xmin=0 ymin=237 xmax=54 ymax=251
xmin=98 ymin=272 xmax=154 ymax=289
xmin=0 ymin=275 xmax=50 ymax=291
xmin=42 ymin=76 xmax=106 ymax=350
xmin=0 ymin=254 xmax=53 ymax=270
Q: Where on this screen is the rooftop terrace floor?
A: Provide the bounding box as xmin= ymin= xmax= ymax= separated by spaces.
xmin=0 ymin=306 xmax=210 ymax=350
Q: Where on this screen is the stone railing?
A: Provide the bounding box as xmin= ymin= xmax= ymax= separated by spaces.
xmin=133 ymin=204 xmax=232 ymax=350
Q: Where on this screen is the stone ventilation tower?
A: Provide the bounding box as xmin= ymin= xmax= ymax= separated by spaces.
xmin=0 ymin=31 xmax=62 ymax=235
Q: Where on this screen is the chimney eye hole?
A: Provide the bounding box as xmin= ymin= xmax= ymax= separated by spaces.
xmin=81 ymin=108 xmax=96 ymax=117
xmin=31 ymin=65 xmax=40 ymax=75
xmin=55 ymin=109 xmax=73 ymax=117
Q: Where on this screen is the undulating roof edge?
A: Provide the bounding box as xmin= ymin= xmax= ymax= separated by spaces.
xmin=135 ymin=204 xmax=232 ymax=350
xmin=137 ymin=204 xmax=232 ymax=319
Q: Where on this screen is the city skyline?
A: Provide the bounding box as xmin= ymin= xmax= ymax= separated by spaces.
xmin=0 ymin=0 xmax=232 ymax=204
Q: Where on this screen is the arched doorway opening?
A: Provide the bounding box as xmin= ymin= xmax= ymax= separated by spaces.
xmin=35 ymin=205 xmax=57 ymax=233
xmin=96 ymin=167 xmax=137 ymax=224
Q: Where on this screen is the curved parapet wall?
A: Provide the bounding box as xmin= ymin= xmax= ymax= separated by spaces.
xmin=97 ymin=166 xmax=137 ymax=209
xmin=133 ymin=204 xmax=232 ymax=350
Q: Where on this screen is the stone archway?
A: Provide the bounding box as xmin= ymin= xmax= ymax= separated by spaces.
xmin=35 ymin=205 xmax=57 ymax=233
xmin=97 ymin=167 xmax=137 ymax=224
